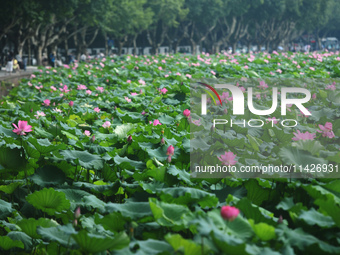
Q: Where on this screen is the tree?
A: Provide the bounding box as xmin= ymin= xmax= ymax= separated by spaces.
xmin=103 ymin=0 xmax=153 ymax=55
xmin=25 ymin=0 xmax=78 ymax=65
xmin=145 ymin=0 xmax=188 ymax=54
xmin=71 ymin=0 xmax=110 ymax=60
xmin=183 ymin=0 xmax=223 ymax=54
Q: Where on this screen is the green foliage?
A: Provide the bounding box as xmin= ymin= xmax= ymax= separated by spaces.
xmin=0 ymin=52 xmax=339 ymax=255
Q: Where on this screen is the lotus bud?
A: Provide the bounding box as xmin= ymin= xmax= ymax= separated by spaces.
xmin=127 ymin=135 xmax=132 ymax=143
xmin=74 ymin=207 xmax=81 ymax=219
xmin=167 ymin=155 xmax=172 ymax=163
xmin=73 ymin=219 xmax=78 ymax=227
xmin=221 ymin=206 xmax=239 ymax=222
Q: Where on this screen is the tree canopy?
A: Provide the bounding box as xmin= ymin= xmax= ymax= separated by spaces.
xmin=1 ymin=0 xmax=339 ymax=62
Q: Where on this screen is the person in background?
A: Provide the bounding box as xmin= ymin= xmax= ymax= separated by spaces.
xmin=42 ymin=54 xmax=48 ymax=66
xmin=55 ymin=56 xmax=63 ymax=67
xmin=13 ymin=57 xmax=20 ymax=73
xmin=15 ymin=52 xmax=23 ymax=69
xmin=80 ymin=53 xmax=86 ymax=62
xmin=6 ymin=52 xmax=13 ymax=75
xmin=23 ymin=57 xmax=27 ymax=71
xmin=49 ymin=52 xmax=56 ymax=67
xmin=68 ymin=53 xmax=75 ymax=65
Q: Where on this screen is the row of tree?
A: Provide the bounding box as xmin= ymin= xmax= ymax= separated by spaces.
xmin=1 ymin=0 xmax=340 ymax=65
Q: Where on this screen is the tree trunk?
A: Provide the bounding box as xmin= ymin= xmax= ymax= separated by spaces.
xmin=232 ymin=42 xmax=237 ymax=53
xmin=64 ymin=39 xmax=69 ymax=61
xmin=173 ymin=40 xmax=179 ymax=54
xmin=28 ymin=39 xmax=31 ymax=66
xmin=103 ymin=31 xmax=108 ymax=56
xmin=133 ymin=34 xmax=138 ymax=55
xmin=118 ymin=41 xmax=123 ymax=55
xmin=213 ymin=41 xmax=222 ymax=54
xmin=17 ymin=42 xmax=25 ymax=57
xmin=36 ymin=46 xmax=43 ymax=66
xmin=247 ymin=42 xmax=251 ymax=53
xmin=190 ymin=40 xmax=197 ymax=55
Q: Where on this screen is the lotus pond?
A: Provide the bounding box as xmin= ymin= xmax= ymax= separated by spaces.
xmin=0 ymin=51 xmax=340 ymax=254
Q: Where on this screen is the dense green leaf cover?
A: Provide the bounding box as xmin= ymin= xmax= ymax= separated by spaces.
xmin=0 ymin=52 xmax=339 ymax=254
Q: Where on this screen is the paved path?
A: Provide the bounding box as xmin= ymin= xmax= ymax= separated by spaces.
xmin=0 ymin=66 xmax=38 ymax=98
xmin=0 ymin=66 xmax=38 ymax=81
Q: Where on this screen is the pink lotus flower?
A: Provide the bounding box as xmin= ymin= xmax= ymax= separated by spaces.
xmin=218 ymin=151 xmax=237 ymax=166
xmin=191 ymin=119 xmax=201 ymax=126
xmin=166 ymin=145 xmax=175 ymax=156
xmin=43 ymin=99 xmax=50 ymax=106
xmin=186 ymin=74 xmax=192 ymax=78
xmin=312 ymin=93 xmax=316 ymax=99
xmin=53 ymin=108 xmax=62 ymax=113
xmin=221 ymin=92 xmax=233 ymax=101
xmin=183 ymin=109 xmax=190 ymax=117
xmin=60 ymin=85 xmax=70 ymax=93
xmin=138 ymin=79 xmax=145 ymax=85
xmin=276 ymin=69 xmax=282 ymax=73
xmin=292 ymin=130 xmax=316 ymax=141
xmin=69 ymin=101 xmax=74 ymax=107
xmin=127 ymin=80 xmax=131 ymax=83
xmin=86 ymin=90 xmax=92 ymax=95
xmin=160 ymin=88 xmax=168 ymax=94
xmin=131 ymin=92 xmax=138 ymax=96
xmin=317 ymin=122 xmax=335 ymax=138
xmin=50 ymin=86 xmax=57 ymax=91
xmin=102 ymin=121 xmax=111 ymax=128
xmin=34 ymin=111 xmax=46 ymax=119
xmin=221 ymin=206 xmax=240 ymax=221
xmin=150 ymin=119 xmax=162 ymax=126
xmin=141 ymin=111 xmax=146 ymax=115
xmin=258 ymin=81 xmax=268 ymax=90
xmin=211 ymin=70 xmax=216 ymax=75
xmin=267 ymin=117 xmax=278 ymax=124
xmin=84 ymin=130 xmax=91 ymax=137
xmin=12 ymin=120 xmax=33 ymax=136
xmin=77 ymin=85 xmax=87 ymax=90
xmin=124 ymin=97 xmax=131 ymax=102
xmin=94 ymin=107 xmax=101 ymax=113
xmin=96 ymin=87 xmax=104 ymax=93
xmin=325 ymin=83 xmax=336 ymax=90
xmin=309 ymin=67 xmax=315 ymax=71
